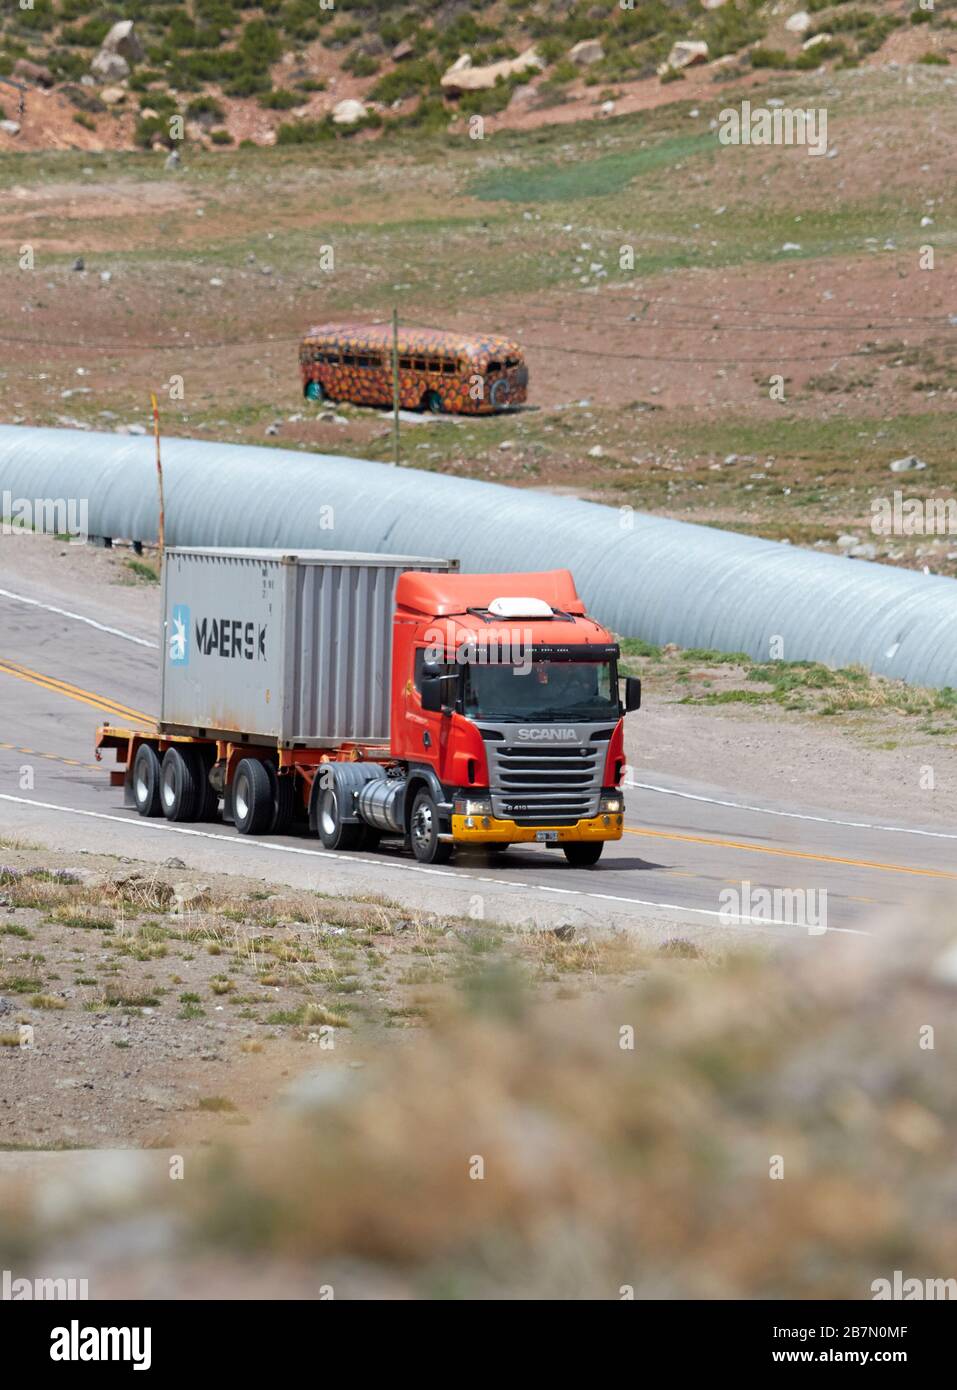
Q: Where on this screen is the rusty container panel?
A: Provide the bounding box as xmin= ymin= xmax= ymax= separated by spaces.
xmin=159 ymin=548 xmax=455 ymax=745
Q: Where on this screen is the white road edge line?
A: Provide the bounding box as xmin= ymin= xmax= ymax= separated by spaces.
xmin=0 ymin=792 xmax=868 ymax=935
xmin=627 ymin=778 xmax=957 ymax=841
xmin=0 ymin=587 xmax=158 ymax=649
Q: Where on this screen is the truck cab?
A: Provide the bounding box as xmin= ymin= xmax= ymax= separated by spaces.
xmin=384 ymin=569 xmax=640 ymax=866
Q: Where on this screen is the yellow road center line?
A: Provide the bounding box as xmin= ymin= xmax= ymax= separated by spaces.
xmin=624 ymin=825 xmax=957 ymax=881
xmin=0 ymin=659 xmax=153 ymax=724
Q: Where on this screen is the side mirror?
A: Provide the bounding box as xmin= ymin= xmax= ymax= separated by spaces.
xmin=624 ymin=676 xmax=642 ymax=712
xmin=421 ymin=676 xmax=444 ymax=713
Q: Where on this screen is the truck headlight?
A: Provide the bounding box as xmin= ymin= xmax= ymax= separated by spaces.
xmin=599 ymin=795 xmax=623 ymax=813
xmin=454 ymin=796 xmax=493 ymax=816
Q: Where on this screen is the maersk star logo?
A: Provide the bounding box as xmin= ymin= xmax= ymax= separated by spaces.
xmin=169 ymin=604 xmax=189 ymax=665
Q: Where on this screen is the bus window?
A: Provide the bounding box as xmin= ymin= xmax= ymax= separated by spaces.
xmin=399 ymin=357 xmax=412 ymax=370
xmin=325 ymin=352 xmax=340 ymax=365
xmin=487 ymin=360 xmax=502 ymax=372
xmin=342 ymin=353 xmax=356 ymax=366
xmin=357 ymin=355 xmax=372 ymax=368
xmin=428 ymin=359 xmax=442 ymax=373
xmin=441 ymin=361 xmax=457 ymax=375
xmin=414 ymin=358 xmax=427 ymax=372
xmin=505 ymin=357 xmax=520 ymax=368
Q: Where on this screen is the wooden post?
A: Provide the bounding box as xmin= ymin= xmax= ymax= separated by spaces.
xmin=150 ymin=393 xmax=165 ymax=572
xmin=391 ymin=306 xmax=400 ymax=468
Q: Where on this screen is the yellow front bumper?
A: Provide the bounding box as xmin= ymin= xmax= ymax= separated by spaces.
xmin=451 ymin=812 xmax=623 ymax=844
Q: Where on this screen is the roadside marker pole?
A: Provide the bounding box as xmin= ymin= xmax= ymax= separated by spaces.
xmin=391 ymin=306 xmax=400 ymax=467
xmin=150 ymin=393 xmax=165 ymax=572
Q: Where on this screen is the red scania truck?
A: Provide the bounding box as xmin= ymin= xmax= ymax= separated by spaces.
xmin=96 ymin=548 xmax=640 ymax=866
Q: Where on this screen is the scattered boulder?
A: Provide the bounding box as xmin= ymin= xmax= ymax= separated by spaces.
xmin=785 ymin=11 xmax=812 ymax=36
xmin=90 ymin=51 xmax=130 ymax=83
xmin=663 ymin=40 xmax=709 ymax=72
xmin=701 ymin=0 xmax=728 ymax=7
xmin=0 ymin=120 xmax=21 ymax=137
xmin=569 ymin=39 xmax=603 ymax=67
xmin=803 ymin=32 xmax=832 ymax=51
xmin=441 ymin=48 xmax=543 ymax=93
xmin=72 ymin=256 xmax=85 ymax=272
xmin=100 ymin=19 xmax=145 ymax=65
xmin=331 ymin=98 xmax=368 ymax=125
xmin=13 ymin=58 xmax=54 ymax=88
xmin=391 ymin=39 xmax=414 ymax=62
xmin=170 ymin=882 xmax=211 ymax=914
xmin=889 ymin=455 xmax=927 ymax=473
xmin=99 ymin=86 xmax=127 ymax=106
xmin=164 ymin=149 xmax=181 ymax=172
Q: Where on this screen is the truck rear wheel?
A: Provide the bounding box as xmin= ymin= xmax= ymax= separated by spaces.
xmin=317 ymin=783 xmax=365 ymax=851
xmin=562 ymin=842 xmax=604 ymax=868
xmin=233 ymin=758 xmax=273 ymax=836
xmin=267 ymin=763 xmax=296 ymax=835
xmin=132 ymin=743 xmax=162 ymax=818
xmin=160 ymin=746 xmax=202 ymax=822
xmin=409 ymin=790 xmax=452 ymax=865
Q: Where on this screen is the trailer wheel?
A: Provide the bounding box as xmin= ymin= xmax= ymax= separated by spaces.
xmin=160 ymin=746 xmax=202 ymax=822
xmin=196 ymin=750 xmax=221 ymax=822
xmin=266 ymin=763 xmax=296 ymax=835
xmin=562 ymin=842 xmax=604 ymax=868
xmin=132 ymin=743 xmax=162 ymax=818
xmin=316 ymin=783 xmax=365 ymax=851
xmin=233 ymin=758 xmax=273 ymax=836
xmin=409 ymin=790 xmax=452 ymax=865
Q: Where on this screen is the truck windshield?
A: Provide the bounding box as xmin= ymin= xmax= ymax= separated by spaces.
xmin=462 ymin=661 xmax=618 ymax=722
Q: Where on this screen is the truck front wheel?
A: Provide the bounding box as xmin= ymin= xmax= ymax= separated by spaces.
xmin=409 ymin=790 xmax=452 ymax=865
xmin=233 ymin=758 xmax=273 ymax=836
xmin=562 ymin=842 xmax=604 ymax=868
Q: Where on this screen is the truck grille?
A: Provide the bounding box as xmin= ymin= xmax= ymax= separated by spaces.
xmin=485 ymin=740 xmax=603 ymax=826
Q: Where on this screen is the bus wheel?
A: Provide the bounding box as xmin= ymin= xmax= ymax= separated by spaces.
xmin=132 ymin=743 xmax=162 ymax=818
xmin=562 ymin=842 xmax=604 ymax=868
xmin=160 ymin=746 xmax=202 ymax=822
xmin=304 ymin=379 xmax=325 ymax=402
xmin=233 ymin=758 xmax=273 ymax=836
xmin=423 ymin=390 xmax=444 ymax=414
xmin=489 ymin=378 xmax=509 ymax=410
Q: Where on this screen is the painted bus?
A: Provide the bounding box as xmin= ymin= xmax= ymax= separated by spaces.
xmin=299 ymin=322 xmax=528 ymax=414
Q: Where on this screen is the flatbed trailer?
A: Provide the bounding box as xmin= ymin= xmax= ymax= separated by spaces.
xmin=95 ymin=723 xmax=398 ymax=845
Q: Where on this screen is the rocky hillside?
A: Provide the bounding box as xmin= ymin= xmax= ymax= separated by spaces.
xmin=0 ymin=0 xmax=952 ymax=151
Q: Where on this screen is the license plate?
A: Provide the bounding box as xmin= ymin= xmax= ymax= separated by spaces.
xmin=535 ymin=830 xmax=559 ymax=843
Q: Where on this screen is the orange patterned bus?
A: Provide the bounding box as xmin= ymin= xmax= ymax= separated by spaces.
xmin=299 ymin=322 xmax=528 ymax=414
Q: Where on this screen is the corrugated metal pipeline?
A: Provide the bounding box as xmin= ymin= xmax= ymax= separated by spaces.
xmin=1 ymin=424 xmax=955 ymax=689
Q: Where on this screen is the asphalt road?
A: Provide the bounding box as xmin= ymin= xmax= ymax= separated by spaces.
xmin=1 ymin=583 xmax=954 ymax=941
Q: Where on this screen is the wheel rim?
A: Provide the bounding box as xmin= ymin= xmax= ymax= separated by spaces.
xmin=320 ymin=789 xmax=339 ymax=839
xmin=160 ymin=760 xmax=177 ymax=811
xmin=134 ymin=758 xmax=151 ymax=806
xmin=412 ymin=801 xmax=433 ymax=851
xmin=234 ymin=773 xmax=249 ymax=823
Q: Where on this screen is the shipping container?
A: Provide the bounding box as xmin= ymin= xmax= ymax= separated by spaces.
xmin=159 ymin=548 xmax=457 ymax=746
